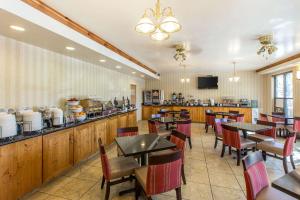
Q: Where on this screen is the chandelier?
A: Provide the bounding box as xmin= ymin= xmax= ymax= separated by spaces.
xmin=173 ymin=44 xmax=187 ymax=64
xmin=229 ymin=62 xmax=240 ymax=82
xmin=257 ymin=35 xmax=277 ymax=59
xmin=180 ymin=65 xmax=190 ymax=83
xmin=135 ymin=0 xmax=181 ymax=41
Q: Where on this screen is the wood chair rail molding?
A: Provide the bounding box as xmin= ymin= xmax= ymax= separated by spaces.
xmin=21 ymin=0 xmax=157 ymax=75
xmin=256 ymin=52 xmax=300 ymax=73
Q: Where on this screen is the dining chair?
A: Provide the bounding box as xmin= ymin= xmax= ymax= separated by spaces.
xmin=256 ymin=131 xmax=296 ymax=174
xmin=135 ymin=150 xmax=182 ymax=200
xmin=221 ymin=124 xmax=256 ymax=166
xmin=148 ymin=120 xmax=170 ymax=137
xmin=242 ymin=152 xmax=295 ymax=200
xmin=259 ymin=113 xmax=269 ymax=122
xmin=117 ymin=127 xmax=139 ymax=156
xmin=205 ymin=112 xmax=216 ymax=133
xmin=256 ymin=120 xmax=277 ymax=139
xmin=150 ymin=130 xmax=187 ymax=184
xmin=98 ymin=138 xmax=140 ymax=200
xmin=180 ymin=109 xmax=190 ymax=119
xmin=214 ymin=118 xmax=228 ymax=149
xmin=176 ymin=119 xmax=192 ymax=149
xmin=230 ymin=113 xmax=245 ymax=122
xmin=287 ymin=117 xmax=300 ymax=142
xmin=271 ymin=112 xmax=285 ymax=137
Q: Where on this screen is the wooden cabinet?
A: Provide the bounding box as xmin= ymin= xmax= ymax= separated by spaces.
xmin=128 ymin=111 xmax=137 ymax=127
xmin=73 ymin=123 xmax=93 ymax=164
xmin=107 ymin=116 xmax=118 ymax=145
xmin=142 ymin=106 xmax=152 ymax=120
xmin=118 ymin=113 xmax=128 ymax=128
xmin=0 ymin=136 xmax=42 ymax=200
xmin=93 ymin=119 xmax=107 ymax=152
xmin=42 ymin=128 xmax=74 ymax=182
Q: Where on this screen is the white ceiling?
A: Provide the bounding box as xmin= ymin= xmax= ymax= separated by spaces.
xmin=42 ymin=0 xmax=300 ymax=72
xmin=0 ymin=9 xmax=150 ymax=78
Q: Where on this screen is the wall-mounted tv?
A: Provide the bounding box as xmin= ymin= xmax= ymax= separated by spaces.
xmin=198 ymin=76 xmax=218 ymax=89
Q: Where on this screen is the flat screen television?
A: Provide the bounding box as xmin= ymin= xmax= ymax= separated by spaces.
xmin=198 ymin=76 xmax=218 ymax=89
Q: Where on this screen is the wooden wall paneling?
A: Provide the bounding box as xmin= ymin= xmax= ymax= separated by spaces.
xmin=42 ymin=128 xmax=74 ymax=182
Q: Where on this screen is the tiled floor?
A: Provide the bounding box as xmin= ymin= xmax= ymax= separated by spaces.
xmin=23 ymin=121 xmax=300 ymax=200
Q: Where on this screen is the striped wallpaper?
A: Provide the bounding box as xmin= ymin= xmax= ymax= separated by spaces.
xmin=0 ymin=35 xmax=145 ymax=119
xmin=145 ymin=71 xmax=264 ymax=108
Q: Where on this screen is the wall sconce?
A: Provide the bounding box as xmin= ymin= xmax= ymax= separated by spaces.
xmin=297 ymin=70 xmax=300 ymax=80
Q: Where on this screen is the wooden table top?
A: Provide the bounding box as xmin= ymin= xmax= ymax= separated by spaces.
xmin=272 ymin=168 xmax=300 ymax=199
xmin=115 ymin=134 xmax=176 ymax=157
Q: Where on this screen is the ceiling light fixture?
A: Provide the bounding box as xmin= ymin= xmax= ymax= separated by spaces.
xmin=10 ymin=25 xmax=25 ymax=32
xmin=174 ymin=44 xmax=187 ymax=65
xmin=257 ymin=34 xmax=277 ymax=60
xmin=99 ymin=59 xmax=106 ymax=63
xmin=229 ymin=62 xmax=240 ymax=82
xmin=115 ymin=65 xmax=122 ymax=69
xmin=132 ymin=72 xmax=136 ymax=74
xmin=65 ymin=46 xmax=75 ymax=51
xmin=135 ymin=0 xmax=181 ymax=41
xmin=180 ymin=65 xmax=190 ymax=84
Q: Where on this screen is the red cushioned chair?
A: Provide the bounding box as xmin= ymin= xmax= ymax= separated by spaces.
xmin=205 ymin=112 xmax=216 ymax=133
xmin=272 ymin=112 xmax=286 ymax=137
xmin=221 ymin=124 xmax=256 ymax=166
xmin=242 ymin=152 xmax=296 ymax=200
xmin=214 ymin=118 xmax=228 ymax=149
xmin=135 ymin=150 xmax=182 ymax=200
xmin=148 ymin=120 xmax=170 ymax=137
xmin=176 ymin=119 xmax=192 ymax=149
xmin=98 ymin=138 xmax=140 ymax=200
xmin=256 ymin=120 xmax=277 ymax=139
xmin=288 ymin=117 xmax=300 ymax=142
xmin=259 ymin=113 xmax=269 ymax=122
xmin=117 ymin=127 xmax=139 ymax=156
xmin=257 ymin=131 xmax=296 ymax=174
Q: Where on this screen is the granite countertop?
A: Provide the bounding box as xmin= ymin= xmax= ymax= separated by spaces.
xmin=0 ymin=109 xmax=136 ymax=147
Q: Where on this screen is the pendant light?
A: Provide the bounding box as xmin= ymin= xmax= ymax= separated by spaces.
xmin=229 ymin=62 xmax=240 ymax=82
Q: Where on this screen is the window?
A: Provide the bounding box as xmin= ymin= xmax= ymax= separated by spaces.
xmin=274 ymin=72 xmax=293 ymax=116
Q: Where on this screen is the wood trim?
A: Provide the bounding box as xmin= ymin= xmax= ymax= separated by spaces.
xmin=21 ymin=0 xmax=157 ymax=74
xmin=256 ymin=53 xmax=300 ymax=73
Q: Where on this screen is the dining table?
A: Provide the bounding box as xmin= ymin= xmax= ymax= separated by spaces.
xmin=266 ymin=113 xmax=294 ymax=125
xmin=115 ymin=134 xmax=176 ymax=166
xmin=158 ymin=110 xmax=181 ymax=118
xmin=272 ymin=168 xmax=300 ymax=199
xmin=152 ymin=117 xmax=189 ymax=130
xmin=214 ymin=111 xmax=239 ymax=118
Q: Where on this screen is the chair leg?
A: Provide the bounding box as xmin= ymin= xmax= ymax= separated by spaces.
xmin=229 ymin=146 xmax=232 ymax=155
xmin=221 ymin=144 xmax=226 ymax=157
xmin=262 ymin=151 xmax=267 ymax=161
xmin=101 ymin=176 xmax=105 ymax=189
xmin=105 ymin=182 xmax=110 ymax=200
xmin=135 ymin=179 xmax=141 ymax=200
xmin=214 ymin=137 xmax=218 ymax=149
xmin=290 ymin=155 xmax=296 ymax=170
xmin=175 ymin=187 xmax=182 ymax=200
xmin=181 ymin=164 xmax=186 ymax=185
xmin=205 ymin=123 xmax=208 ymax=133
xmin=188 ymin=137 xmax=192 ymax=149
xmin=283 ymin=157 xmax=289 ymax=174
xmin=237 ymin=149 xmax=241 ymax=166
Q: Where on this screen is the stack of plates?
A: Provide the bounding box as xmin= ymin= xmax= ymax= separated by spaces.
xmin=23 ymin=111 xmax=42 ymax=132
xmin=0 ymin=114 xmax=17 ymax=138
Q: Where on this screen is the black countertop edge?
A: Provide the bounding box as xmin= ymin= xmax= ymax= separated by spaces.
xmin=0 ymin=109 xmax=137 ymax=147
xmin=142 ymin=104 xmax=253 ymax=108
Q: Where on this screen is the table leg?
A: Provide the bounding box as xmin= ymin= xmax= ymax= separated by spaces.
xmin=141 ymin=153 xmax=147 ymax=166
xmin=242 ymin=130 xmax=247 ymax=138
xmin=166 ymin=123 xmax=169 ymax=130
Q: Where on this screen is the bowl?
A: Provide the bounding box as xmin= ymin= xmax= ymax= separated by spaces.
xmin=67 ymin=101 xmax=80 ymax=106
xmin=76 ymin=115 xmax=86 ymax=122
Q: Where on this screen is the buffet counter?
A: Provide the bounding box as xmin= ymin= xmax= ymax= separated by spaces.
xmin=0 ymin=109 xmax=137 ymax=200
xmin=142 ymin=105 xmax=254 ymax=123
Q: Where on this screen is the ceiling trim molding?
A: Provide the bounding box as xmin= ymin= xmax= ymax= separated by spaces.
xmin=21 ymin=0 xmax=157 ymax=75
xmin=256 ymin=52 xmax=300 ymax=73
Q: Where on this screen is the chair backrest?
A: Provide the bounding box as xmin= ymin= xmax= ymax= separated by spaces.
xmin=242 ymin=152 xmax=270 ymax=200
xmin=176 ymin=119 xmax=192 ymax=137
xmin=170 ymin=130 xmax=186 ymax=160
xmin=236 ymin=114 xmax=245 ymax=122
xmin=229 ymin=110 xmax=239 ymax=114
xmin=259 ymin=113 xmax=269 ymax=122
xmin=117 ymin=127 xmax=138 ymax=137
xmin=283 ymin=132 xmax=296 ymax=157
xmin=205 ymin=112 xmax=216 ymax=125
xmin=98 ymin=138 xmax=111 ymax=180
xmin=221 ymin=124 xmax=241 ymax=149
xmin=214 ymin=118 xmax=228 ymax=137
xmin=148 ymin=120 xmax=159 ymax=134
xmin=271 ymin=112 xmax=285 ymax=123
xmin=256 ymin=120 xmax=277 ymax=139
xmin=180 ymin=110 xmax=190 ymax=119
xmin=294 ymin=117 xmax=300 ymax=132
xmin=146 ymin=150 xmax=182 ymax=195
